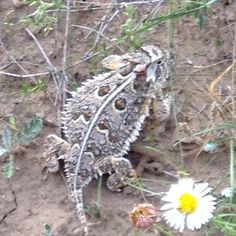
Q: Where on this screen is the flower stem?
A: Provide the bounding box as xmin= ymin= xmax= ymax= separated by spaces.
xmin=153 ymin=223 xmax=174 ymax=236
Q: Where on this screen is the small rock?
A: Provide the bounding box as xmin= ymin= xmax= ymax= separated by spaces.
xmin=12 ymin=0 xmax=25 ymax=8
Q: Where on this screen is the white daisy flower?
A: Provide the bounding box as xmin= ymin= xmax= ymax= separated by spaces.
xmin=161 ymin=178 xmax=216 ymax=232
xmin=221 ymin=187 xmax=235 ymax=198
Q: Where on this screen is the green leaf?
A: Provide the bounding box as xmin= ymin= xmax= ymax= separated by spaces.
xmin=20 ymin=17 xmax=32 ymax=25
xmin=2 ymin=127 xmax=11 ymax=151
xmin=8 ymin=115 xmax=16 ymax=130
xmin=0 ymin=145 xmax=7 ymax=156
xmin=54 ymin=0 xmax=62 ymax=9
xmin=2 ymin=154 xmax=14 ymax=178
xmin=16 ymin=117 xmax=43 ymax=144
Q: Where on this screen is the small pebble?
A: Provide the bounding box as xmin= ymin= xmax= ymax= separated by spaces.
xmin=12 ymin=0 xmax=25 ymax=8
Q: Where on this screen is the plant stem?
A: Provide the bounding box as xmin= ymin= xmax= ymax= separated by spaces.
xmin=153 ymin=223 xmax=174 ymax=236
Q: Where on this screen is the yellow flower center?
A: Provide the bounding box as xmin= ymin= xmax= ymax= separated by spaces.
xmin=178 ymin=193 xmax=197 ymax=213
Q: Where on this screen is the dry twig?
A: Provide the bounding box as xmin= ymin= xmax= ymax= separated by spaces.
xmin=0 ymin=71 xmax=50 ymax=78
xmin=0 ymin=38 xmax=36 ymax=82
xmin=25 ymin=27 xmax=62 ymax=105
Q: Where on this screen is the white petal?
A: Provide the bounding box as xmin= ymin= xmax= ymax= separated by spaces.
xmin=221 ymin=187 xmax=234 ymax=198
xmin=175 ymin=213 xmax=186 ymax=233
xmin=172 ymin=211 xmax=186 ymax=232
xmin=187 ymin=212 xmax=202 ymax=230
xmin=163 ymin=209 xmax=177 ymax=221
xmin=201 ymin=194 xmax=216 ymax=202
xmin=193 ymin=182 xmax=209 ymax=196
xmin=197 ymin=200 xmax=215 ymax=214
xmin=168 ymin=184 xmax=183 ymax=195
xmin=163 ymin=209 xmax=185 ymax=232
xmin=186 ymin=214 xmax=196 ymax=231
xmin=200 ymin=195 xmax=216 ymax=209
xmin=161 ymin=189 xmax=181 ymax=202
xmin=178 ymin=178 xmax=194 ymax=192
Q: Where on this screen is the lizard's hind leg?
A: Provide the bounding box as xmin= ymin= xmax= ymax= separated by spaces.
xmin=95 ymin=156 xmax=133 ymax=192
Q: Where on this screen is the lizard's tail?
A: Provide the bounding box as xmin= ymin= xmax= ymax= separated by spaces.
xmin=75 ymin=188 xmax=88 ymax=235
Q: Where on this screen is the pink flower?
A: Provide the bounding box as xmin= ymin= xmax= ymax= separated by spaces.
xmin=129 ymin=203 xmax=157 ymax=229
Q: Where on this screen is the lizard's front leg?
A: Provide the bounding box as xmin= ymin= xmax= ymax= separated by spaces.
xmin=42 ymin=134 xmax=71 ymax=178
xmin=151 ymin=91 xmax=173 ymax=132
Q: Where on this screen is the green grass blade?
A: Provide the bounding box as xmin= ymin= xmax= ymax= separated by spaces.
xmin=3 ymin=154 xmax=14 ymax=178
xmin=137 ymin=0 xmax=218 ymax=33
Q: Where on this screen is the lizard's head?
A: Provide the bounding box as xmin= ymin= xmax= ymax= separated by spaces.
xmin=101 ymin=46 xmax=170 ymax=95
xmin=130 ymin=45 xmax=170 ymax=96
xmin=136 ymin=45 xmax=169 ymax=93
xmin=141 ymin=45 xmax=169 ymax=81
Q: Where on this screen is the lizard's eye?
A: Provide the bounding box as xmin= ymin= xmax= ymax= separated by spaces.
xmin=157 ymin=60 xmax=163 ymax=65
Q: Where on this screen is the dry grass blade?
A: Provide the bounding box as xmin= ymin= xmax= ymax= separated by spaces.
xmin=209 ymin=61 xmax=236 ymax=99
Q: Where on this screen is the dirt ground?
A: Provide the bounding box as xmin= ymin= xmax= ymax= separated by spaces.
xmin=0 ymin=1 xmax=235 ymax=236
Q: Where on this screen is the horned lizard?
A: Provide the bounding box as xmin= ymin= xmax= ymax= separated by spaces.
xmin=43 ymin=45 xmax=170 ymax=235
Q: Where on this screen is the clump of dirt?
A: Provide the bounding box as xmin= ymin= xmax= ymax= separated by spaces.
xmin=0 ymin=1 xmax=235 ymax=236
